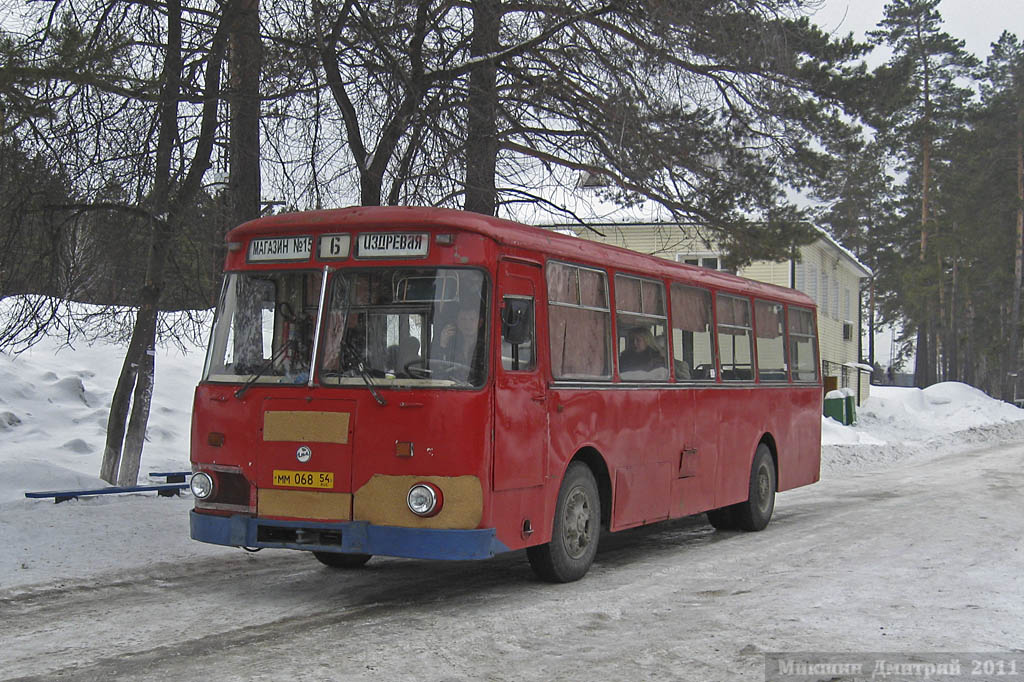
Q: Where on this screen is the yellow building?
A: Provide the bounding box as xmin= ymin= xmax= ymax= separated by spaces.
xmin=555 ymin=221 xmax=873 ymax=403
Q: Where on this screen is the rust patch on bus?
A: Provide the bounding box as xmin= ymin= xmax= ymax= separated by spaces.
xmin=257 ymin=489 xmax=353 ymax=521
xmin=263 ymin=411 xmax=350 ymax=444
xmin=353 ymin=475 xmax=482 ymax=529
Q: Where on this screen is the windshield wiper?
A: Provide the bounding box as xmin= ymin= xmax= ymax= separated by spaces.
xmin=234 ymin=343 xmax=290 ymax=399
xmin=342 ymin=338 xmax=387 ymax=406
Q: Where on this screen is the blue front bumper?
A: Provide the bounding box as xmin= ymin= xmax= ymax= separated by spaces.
xmin=190 ymin=511 xmax=509 ymax=561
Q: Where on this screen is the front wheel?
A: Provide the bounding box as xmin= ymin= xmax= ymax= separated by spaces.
xmin=313 ymin=551 xmax=372 ymax=569
xmin=527 ymin=461 xmax=601 ymax=583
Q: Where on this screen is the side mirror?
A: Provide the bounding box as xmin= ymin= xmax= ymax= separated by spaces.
xmin=501 ymin=299 xmax=532 ymax=345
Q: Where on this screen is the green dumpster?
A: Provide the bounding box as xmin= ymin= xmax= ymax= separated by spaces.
xmin=844 ymin=394 xmax=857 ymax=424
xmin=823 ymin=390 xmax=854 ymax=425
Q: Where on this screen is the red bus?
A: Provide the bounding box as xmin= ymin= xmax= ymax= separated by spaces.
xmin=189 ymin=206 xmax=821 ymax=582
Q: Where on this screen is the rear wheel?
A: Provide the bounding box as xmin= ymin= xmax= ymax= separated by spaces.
xmin=313 ymin=551 xmax=372 ymax=569
xmin=527 ymin=462 xmax=601 ymax=583
xmin=733 ymin=443 xmax=776 ymax=531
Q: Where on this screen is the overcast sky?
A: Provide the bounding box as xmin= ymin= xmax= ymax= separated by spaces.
xmin=811 ymin=0 xmax=1020 ymax=62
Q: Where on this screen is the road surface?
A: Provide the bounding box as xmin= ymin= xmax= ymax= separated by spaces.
xmin=3 ymin=441 xmax=1023 ymax=681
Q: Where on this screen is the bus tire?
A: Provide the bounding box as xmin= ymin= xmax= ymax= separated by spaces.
xmin=705 ymin=507 xmax=737 ymax=530
xmin=733 ymin=443 xmax=776 ymax=532
xmin=527 ymin=461 xmax=601 ymax=583
xmin=313 ymin=551 xmax=372 ymax=569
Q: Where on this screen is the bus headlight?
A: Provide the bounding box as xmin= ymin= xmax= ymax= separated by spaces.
xmin=191 ymin=472 xmax=215 ymax=500
xmin=407 ymin=482 xmax=443 ymax=517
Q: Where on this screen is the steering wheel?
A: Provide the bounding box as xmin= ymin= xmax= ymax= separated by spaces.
xmin=403 ymin=358 xmax=472 ymax=380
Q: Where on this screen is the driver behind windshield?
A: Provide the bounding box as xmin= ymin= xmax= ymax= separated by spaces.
xmin=437 ymin=299 xmax=484 ymax=383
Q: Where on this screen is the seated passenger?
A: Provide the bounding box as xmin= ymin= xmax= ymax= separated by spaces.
xmin=619 ymin=327 xmax=664 ymax=375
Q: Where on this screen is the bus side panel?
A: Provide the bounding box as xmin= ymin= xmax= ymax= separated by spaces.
xmin=710 ymin=385 xmax=822 ymax=507
xmin=701 ymin=387 xmax=751 ymax=509
xmin=490 ymin=487 xmax=553 ymax=550
xmin=777 ymin=385 xmax=822 ymax=491
xmin=547 ymin=387 xmax=683 ymax=533
xmin=671 ymin=387 xmax=719 ymax=517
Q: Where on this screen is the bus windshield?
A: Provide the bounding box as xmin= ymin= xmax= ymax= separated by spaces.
xmin=203 ymin=270 xmax=323 ymax=385
xmin=320 ymin=268 xmax=489 ymax=388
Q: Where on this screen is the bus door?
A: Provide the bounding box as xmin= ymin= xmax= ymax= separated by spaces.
xmin=493 ymin=259 xmax=546 ymax=491
xmin=257 ymin=397 xmax=356 ymax=521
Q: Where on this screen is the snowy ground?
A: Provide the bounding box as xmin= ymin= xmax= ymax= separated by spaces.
xmin=2 ymin=332 xmax=1023 ymax=595
xmin=3 ymin=332 xmax=1024 ymax=680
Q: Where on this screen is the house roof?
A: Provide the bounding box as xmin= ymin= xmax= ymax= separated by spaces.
xmin=812 ymin=226 xmax=873 ymax=279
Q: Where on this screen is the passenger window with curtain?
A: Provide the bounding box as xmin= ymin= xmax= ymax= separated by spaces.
xmin=614 ymin=274 xmax=668 ymax=381
xmin=788 ymin=306 xmax=819 ymax=382
xmin=546 ymin=262 xmax=612 ymax=380
xmin=755 ymin=300 xmax=787 ymax=381
xmin=670 ymin=284 xmax=716 ymax=381
xmin=717 ymin=295 xmax=753 ymax=381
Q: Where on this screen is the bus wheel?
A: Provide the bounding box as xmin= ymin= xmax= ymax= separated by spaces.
xmin=313 ymin=551 xmax=372 ymax=569
xmin=527 ymin=461 xmax=601 ymax=583
xmin=733 ymin=443 xmax=776 ymax=532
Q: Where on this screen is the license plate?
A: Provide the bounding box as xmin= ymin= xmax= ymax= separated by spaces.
xmin=272 ymin=470 xmax=334 ymax=489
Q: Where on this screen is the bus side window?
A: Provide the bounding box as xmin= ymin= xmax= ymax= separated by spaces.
xmin=501 ymin=297 xmax=535 ymax=371
xmin=670 ymin=283 xmax=716 ymax=381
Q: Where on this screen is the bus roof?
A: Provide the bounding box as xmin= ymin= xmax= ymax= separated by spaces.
xmin=227 ymin=206 xmax=815 ymax=308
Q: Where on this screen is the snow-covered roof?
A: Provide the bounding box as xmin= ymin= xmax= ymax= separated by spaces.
xmin=813 ymin=226 xmax=873 ymax=279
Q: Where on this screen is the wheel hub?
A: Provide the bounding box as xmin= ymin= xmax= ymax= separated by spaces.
xmin=563 ymin=486 xmax=592 ymax=559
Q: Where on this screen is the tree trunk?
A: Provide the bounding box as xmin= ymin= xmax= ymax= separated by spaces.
xmin=118 ymin=317 xmax=156 ymax=486
xmin=99 ymin=321 xmax=151 ymax=483
xmin=463 ymin=0 xmax=501 ymax=216
xmin=914 ymin=322 xmax=929 ymax=388
xmin=228 ymin=0 xmax=261 ymax=228
xmin=1005 ymin=99 xmax=1024 ymax=400
xmin=868 ymin=276 xmax=875 ymax=369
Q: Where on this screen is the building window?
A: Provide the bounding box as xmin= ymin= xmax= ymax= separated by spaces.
xmin=831 ymin=276 xmax=839 ymax=318
xmin=795 ymin=261 xmax=818 ymax=304
xmin=820 ymin=269 xmax=829 ymax=315
xmin=677 ymin=254 xmax=732 ymax=273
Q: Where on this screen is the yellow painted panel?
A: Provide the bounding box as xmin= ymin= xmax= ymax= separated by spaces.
xmin=353 ymin=475 xmax=482 ymax=530
xmin=258 ymin=488 xmax=352 ymax=521
xmin=263 ymin=411 xmax=350 ymax=444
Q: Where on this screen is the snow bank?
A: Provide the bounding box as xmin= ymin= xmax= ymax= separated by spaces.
xmin=0 ymin=332 xmax=203 ymax=504
xmin=821 ymin=382 xmax=1024 ymax=473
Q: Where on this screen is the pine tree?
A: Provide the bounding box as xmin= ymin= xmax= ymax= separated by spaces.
xmin=867 ymin=0 xmax=978 ymax=387
xmin=979 ymin=32 xmax=1024 ymax=398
